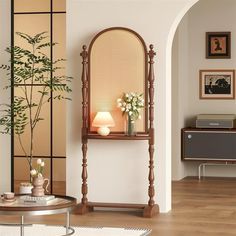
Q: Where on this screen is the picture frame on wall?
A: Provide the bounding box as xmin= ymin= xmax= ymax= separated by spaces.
xmin=199 ymin=70 xmax=235 ymax=99
xmin=206 ymin=32 xmax=231 ymax=59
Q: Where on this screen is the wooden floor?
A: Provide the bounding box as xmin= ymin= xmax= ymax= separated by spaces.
xmin=2 ymin=177 xmax=236 ymax=235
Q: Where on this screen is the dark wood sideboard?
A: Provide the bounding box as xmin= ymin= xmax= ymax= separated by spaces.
xmin=182 ymin=128 xmax=236 ymax=162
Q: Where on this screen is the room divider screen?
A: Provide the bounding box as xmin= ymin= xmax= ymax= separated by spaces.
xmin=11 ymin=0 xmax=66 ymax=195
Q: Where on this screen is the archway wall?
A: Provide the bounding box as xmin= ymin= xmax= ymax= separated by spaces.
xmin=172 ymin=0 xmax=236 ymax=180
xmin=66 ymin=0 xmax=199 ymax=213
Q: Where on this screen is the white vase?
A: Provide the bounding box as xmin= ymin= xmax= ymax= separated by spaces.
xmin=31 ymin=176 xmax=49 ymax=197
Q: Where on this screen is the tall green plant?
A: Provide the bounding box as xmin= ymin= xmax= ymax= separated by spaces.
xmin=0 ymin=32 xmax=72 ymax=172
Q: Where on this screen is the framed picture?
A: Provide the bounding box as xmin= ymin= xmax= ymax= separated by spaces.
xmin=199 ymin=70 xmax=235 ymax=99
xmin=206 ymin=32 xmax=231 ymax=59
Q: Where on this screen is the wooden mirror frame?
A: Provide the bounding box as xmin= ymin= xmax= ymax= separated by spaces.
xmin=78 ymin=27 xmax=158 ymax=218
xmin=87 ymin=27 xmax=149 ymax=134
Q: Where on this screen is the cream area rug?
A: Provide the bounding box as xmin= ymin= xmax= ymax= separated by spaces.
xmin=0 ymin=224 xmax=151 ymax=236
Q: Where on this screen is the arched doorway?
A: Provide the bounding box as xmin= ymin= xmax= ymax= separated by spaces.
xmin=161 ymin=0 xmax=200 ymax=212
xmin=171 ymin=0 xmax=236 ymax=184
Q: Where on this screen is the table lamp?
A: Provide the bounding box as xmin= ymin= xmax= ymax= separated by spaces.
xmin=92 ymin=112 xmax=115 ymax=136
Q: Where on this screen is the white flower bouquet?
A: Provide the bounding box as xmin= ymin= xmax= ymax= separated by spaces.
xmin=117 ymin=92 xmax=144 ymax=121
xmin=30 ymin=158 xmax=45 ymax=178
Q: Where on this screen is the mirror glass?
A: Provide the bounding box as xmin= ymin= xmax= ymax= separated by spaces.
xmin=89 ymin=28 xmax=147 ymax=133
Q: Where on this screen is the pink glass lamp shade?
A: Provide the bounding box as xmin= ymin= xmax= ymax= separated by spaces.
xmin=92 ymin=112 xmax=115 ymax=136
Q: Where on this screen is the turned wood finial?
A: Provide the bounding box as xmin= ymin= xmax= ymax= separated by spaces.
xmin=148 ymin=44 xmax=156 ymax=63
xmin=80 ymin=45 xmax=88 ymax=60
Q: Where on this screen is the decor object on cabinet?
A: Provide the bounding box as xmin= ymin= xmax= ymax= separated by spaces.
xmin=75 ymin=27 xmax=159 ymax=218
xmin=206 ymin=32 xmax=231 ymax=59
xmin=92 ymin=111 xmax=115 ymax=136
xmin=199 ymin=69 xmax=235 ymax=99
xmin=117 ymin=92 xmax=144 ymax=136
xmin=196 ymin=114 xmax=236 ymax=129
xmin=0 ymin=32 xmax=73 ymax=190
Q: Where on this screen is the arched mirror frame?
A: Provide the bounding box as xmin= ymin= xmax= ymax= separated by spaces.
xmin=78 ymin=27 xmax=159 ymax=218
xmin=87 ymin=27 xmax=149 ymax=134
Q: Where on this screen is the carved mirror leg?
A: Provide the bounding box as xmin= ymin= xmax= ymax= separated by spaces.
xmin=74 ymin=140 xmax=93 ymax=214
xmin=144 ymin=45 xmax=159 ymax=217
xmin=74 ymin=45 xmax=92 ymax=214
xmin=143 ymin=141 xmax=159 ymax=217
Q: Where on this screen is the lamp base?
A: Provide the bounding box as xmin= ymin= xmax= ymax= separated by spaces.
xmin=97 ymin=126 xmax=110 ymax=136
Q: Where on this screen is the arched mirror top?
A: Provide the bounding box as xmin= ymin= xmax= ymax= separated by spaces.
xmin=88 ymin=27 xmax=148 ymax=58
xmin=83 ymin=27 xmax=153 ymax=135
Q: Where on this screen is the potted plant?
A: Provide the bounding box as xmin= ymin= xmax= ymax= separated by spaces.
xmin=0 ymin=32 xmax=72 ymax=193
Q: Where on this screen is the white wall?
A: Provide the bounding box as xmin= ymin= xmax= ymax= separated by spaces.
xmin=172 ymin=16 xmax=189 ymax=180
xmin=66 ymin=0 xmax=199 ymax=213
xmin=0 ymin=0 xmax=11 ymax=193
xmin=172 ymin=0 xmax=236 ymax=178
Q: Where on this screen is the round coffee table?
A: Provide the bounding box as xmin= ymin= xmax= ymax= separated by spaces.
xmin=0 ymin=195 xmax=76 ymax=236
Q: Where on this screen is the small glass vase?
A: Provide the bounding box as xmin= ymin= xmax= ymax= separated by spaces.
xmin=126 ymin=115 xmax=136 ymax=136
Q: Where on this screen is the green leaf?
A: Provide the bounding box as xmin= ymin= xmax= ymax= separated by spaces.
xmin=0 ymin=30 xmax=73 ymax=141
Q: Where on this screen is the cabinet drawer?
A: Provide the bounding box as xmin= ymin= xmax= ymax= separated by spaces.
xmin=182 ymin=130 xmax=236 ymax=161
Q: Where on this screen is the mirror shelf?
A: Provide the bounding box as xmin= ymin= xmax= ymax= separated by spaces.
xmin=85 ymin=133 xmax=151 ymax=140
